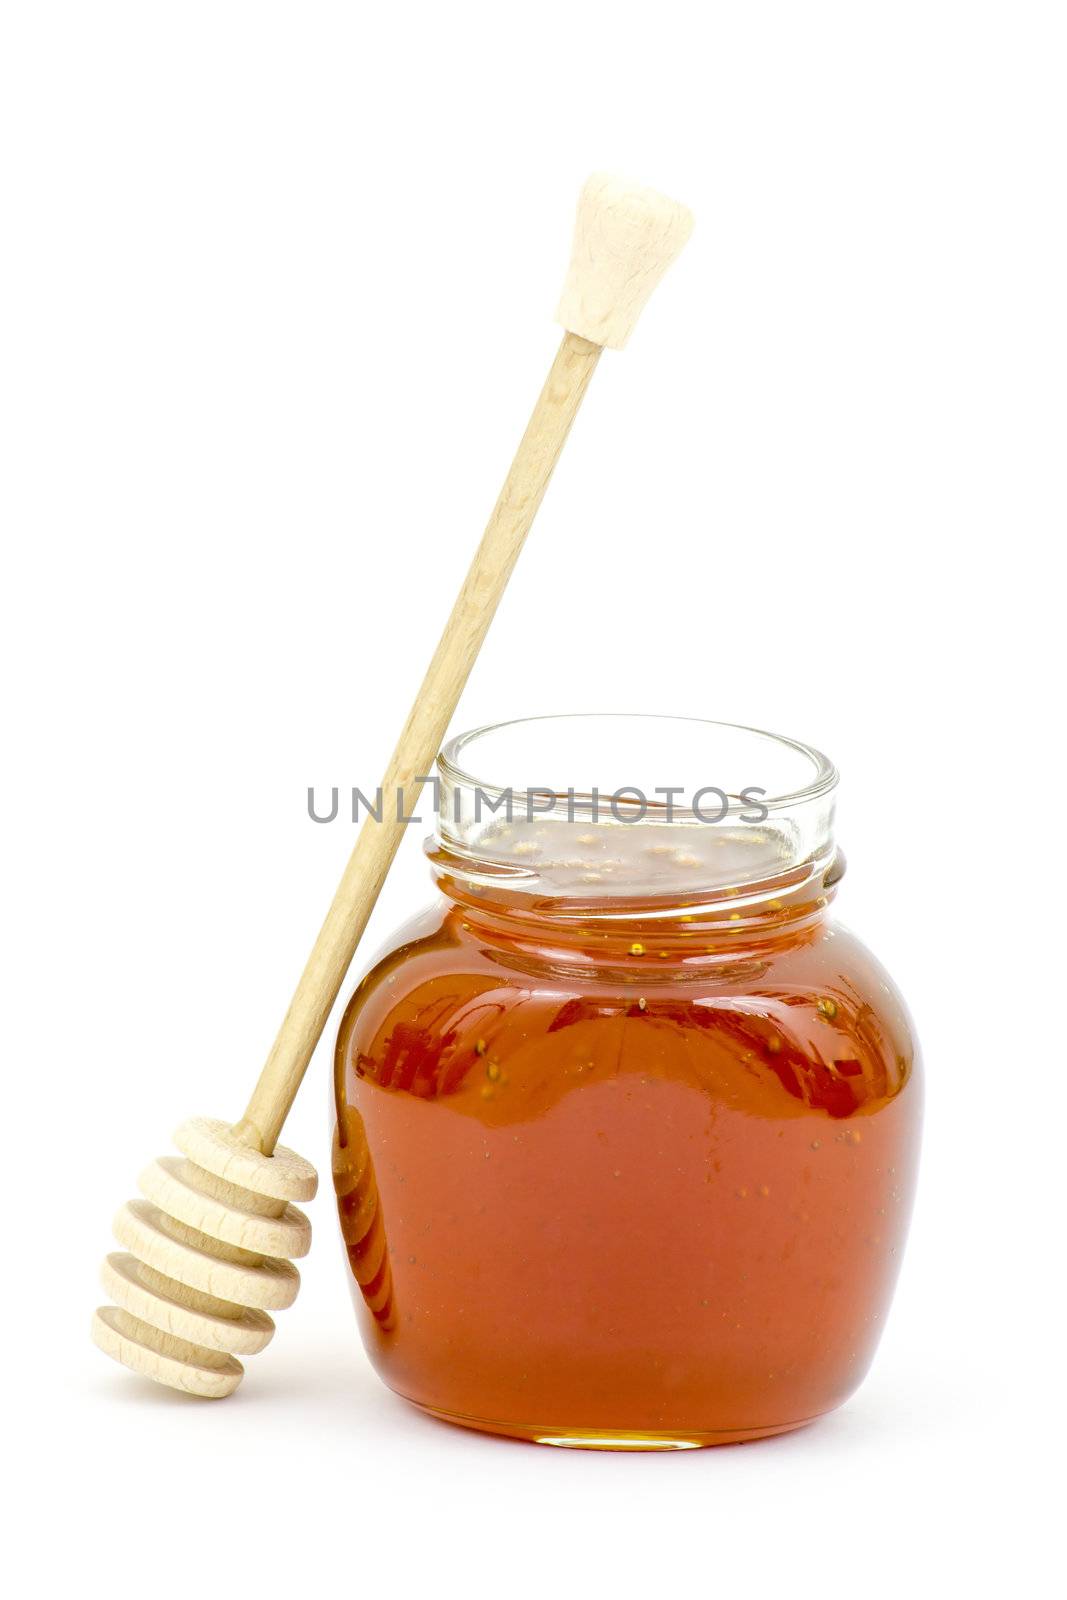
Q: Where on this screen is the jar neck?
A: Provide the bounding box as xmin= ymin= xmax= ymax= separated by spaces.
xmin=426 ymin=833 xmax=843 ymax=963
xmin=429 ymin=714 xmax=840 ymax=962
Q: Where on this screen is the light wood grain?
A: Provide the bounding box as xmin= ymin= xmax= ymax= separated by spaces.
xmin=556 ymin=173 xmax=693 ymax=350
xmin=92 ymin=1306 xmax=245 ymax=1399
xmin=101 ymin=1253 xmax=275 ymax=1354
xmin=92 ymin=1124 xmax=310 ymax=1396
xmin=174 ymin=1116 xmax=318 ymax=1201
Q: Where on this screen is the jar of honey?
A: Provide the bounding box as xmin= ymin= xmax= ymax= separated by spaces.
xmin=332 ymin=715 xmax=921 ymax=1448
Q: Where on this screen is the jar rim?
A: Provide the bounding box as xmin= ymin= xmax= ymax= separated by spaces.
xmin=438 ymin=713 xmax=838 ymax=815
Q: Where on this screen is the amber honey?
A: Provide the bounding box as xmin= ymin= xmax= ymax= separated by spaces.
xmin=332 ymin=718 xmax=921 ymax=1447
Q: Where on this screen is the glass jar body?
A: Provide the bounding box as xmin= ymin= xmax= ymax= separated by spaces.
xmin=332 ymin=893 xmax=921 ymax=1448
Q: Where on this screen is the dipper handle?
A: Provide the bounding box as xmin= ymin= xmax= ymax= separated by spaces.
xmin=237 ymin=331 xmax=601 ymax=1153
xmin=237 ymin=175 xmax=693 ymax=1155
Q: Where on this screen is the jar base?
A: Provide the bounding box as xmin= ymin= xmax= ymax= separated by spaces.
xmin=410 ymin=1399 xmax=819 ymax=1450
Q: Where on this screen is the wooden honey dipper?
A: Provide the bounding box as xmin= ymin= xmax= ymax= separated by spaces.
xmin=92 ymin=173 xmax=693 ymax=1397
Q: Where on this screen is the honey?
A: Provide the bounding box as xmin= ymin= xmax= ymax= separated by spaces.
xmin=332 ymin=717 xmax=922 ymax=1447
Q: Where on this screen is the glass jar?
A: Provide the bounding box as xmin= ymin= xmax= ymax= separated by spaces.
xmin=332 ymin=715 xmax=921 ymax=1448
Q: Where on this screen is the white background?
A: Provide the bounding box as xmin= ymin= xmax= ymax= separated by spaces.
xmin=3 ymin=2 xmax=1064 ymax=1594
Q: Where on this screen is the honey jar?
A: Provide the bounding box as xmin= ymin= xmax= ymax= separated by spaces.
xmin=332 ymin=715 xmax=921 ymax=1447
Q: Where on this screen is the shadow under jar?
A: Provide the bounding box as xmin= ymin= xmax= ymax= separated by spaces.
xmin=333 ymin=715 xmax=922 ymax=1448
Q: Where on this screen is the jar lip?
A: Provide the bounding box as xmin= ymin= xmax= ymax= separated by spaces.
xmin=437 ymin=713 xmax=838 ymax=815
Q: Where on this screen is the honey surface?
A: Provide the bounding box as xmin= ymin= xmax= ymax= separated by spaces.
xmin=452 ymin=813 xmax=798 ymax=896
